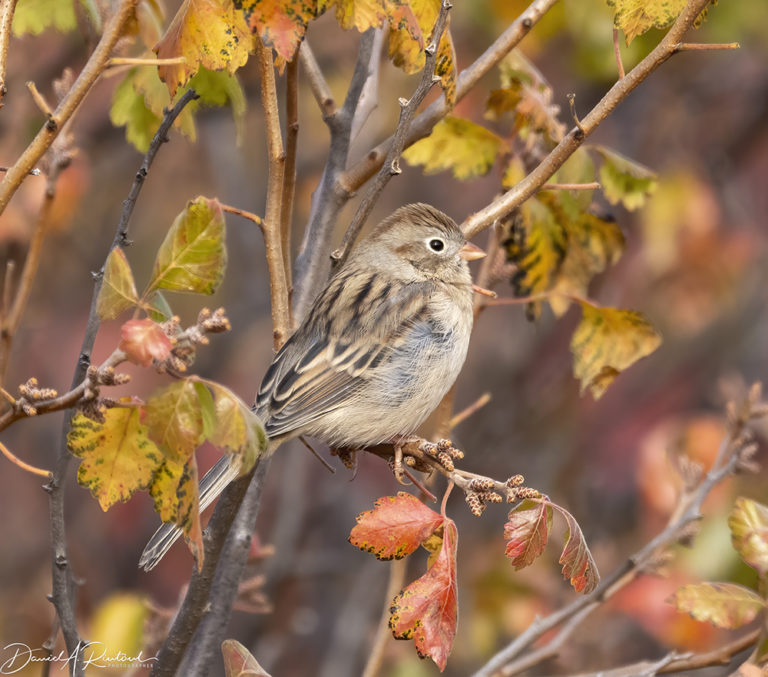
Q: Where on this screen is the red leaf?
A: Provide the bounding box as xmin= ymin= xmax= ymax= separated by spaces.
xmin=349 ymin=492 xmax=444 ymax=560
xmin=504 ymin=499 xmax=553 ymax=570
xmin=119 ymin=318 xmax=172 ymax=366
xmin=547 ymin=500 xmax=600 ymax=593
xmin=389 ymin=520 xmax=458 ymax=671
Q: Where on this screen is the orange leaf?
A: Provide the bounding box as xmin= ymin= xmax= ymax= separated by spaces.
xmin=349 ymin=492 xmax=444 ymax=560
xmin=239 ymin=0 xmax=321 ymax=60
xmin=119 ymin=318 xmax=172 ymax=367
xmin=504 ymin=499 xmax=552 ymax=570
xmin=389 ymin=520 xmax=458 ymax=671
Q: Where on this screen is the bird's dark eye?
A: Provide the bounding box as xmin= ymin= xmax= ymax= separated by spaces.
xmin=428 ymin=238 xmax=445 ymax=252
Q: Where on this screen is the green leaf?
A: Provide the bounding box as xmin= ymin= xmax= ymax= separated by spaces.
xmin=671 ymin=582 xmax=766 ymax=629
xmin=728 ymin=497 xmax=768 ymax=576
xmin=554 ymin=147 xmax=597 ymax=217
xmin=571 ymin=304 xmax=661 ymax=399
xmin=109 ymin=69 xmax=163 ymax=153
xmin=68 ymin=405 xmax=163 ymax=511
xmin=187 ymin=68 xmax=247 ymax=145
xmin=595 ymin=146 xmax=657 ymax=211
xmin=96 ymin=248 xmax=140 ymax=320
xmin=403 ymin=116 xmax=503 ymax=180
xmin=144 ymin=379 xmax=206 ymax=462
xmin=146 ymin=290 xmax=174 ymax=322
xmin=146 ymin=196 xmax=227 ymax=295
xmin=13 ymin=0 xmax=76 ymax=35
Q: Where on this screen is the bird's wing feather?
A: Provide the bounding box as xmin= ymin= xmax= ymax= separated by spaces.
xmin=255 ymin=273 xmax=430 ymax=438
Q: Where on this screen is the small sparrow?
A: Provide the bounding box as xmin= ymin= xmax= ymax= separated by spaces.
xmin=140 ymin=203 xmax=484 ymax=570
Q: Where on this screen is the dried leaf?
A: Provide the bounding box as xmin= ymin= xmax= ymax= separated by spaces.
xmin=728 ymin=497 xmax=768 ymax=576
xmin=547 ymin=500 xmax=600 ymax=593
xmin=404 ymin=117 xmax=503 ymax=180
xmin=68 ymin=406 xmax=163 ymax=512
xmin=222 ymin=639 xmax=272 ymax=677
xmin=119 ymin=319 xmax=173 ymax=367
xmin=146 ymin=196 xmax=227 ymax=295
xmin=571 ymin=304 xmax=662 ymax=399
xmin=595 ymin=145 xmax=657 ymax=211
xmin=97 ymin=248 xmax=140 ymax=320
xmin=504 ymin=499 xmax=553 ymax=570
xmin=155 ymin=0 xmax=254 ymax=96
xmin=671 ymin=582 xmax=765 ymax=629
xmin=144 ymin=379 xmax=207 ymax=462
xmin=389 ymin=520 xmax=458 ymax=671
xmin=350 ymin=492 xmax=444 ymax=560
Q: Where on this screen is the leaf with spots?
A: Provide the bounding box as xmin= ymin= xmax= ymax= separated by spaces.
xmin=146 ymin=196 xmax=227 ymax=296
xmin=68 ymin=405 xmax=163 ymax=512
xmin=606 ymin=0 xmax=710 ymax=45
xmin=670 ymin=582 xmax=766 ymax=629
xmin=155 ymin=0 xmax=254 ymax=96
xmin=149 ymin=454 xmax=204 ymax=568
xmin=504 ymin=499 xmax=553 ymax=570
xmin=403 ymin=116 xmax=503 ymax=180
xmin=571 ymin=304 xmax=662 ymax=399
xmin=238 ymin=0 xmax=323 ymax=61
xmin=389 ymin=519 xmax=458 ymax=671
xmin=349 ymin=492 xmax=444 ymax=560
xmin=388 ymin=0 xmax=455 ymax=106
xmin=96 ymin=248 xmax=140 ymax=320
xmin=331 ymin=0 xmax=421 ymax=42
xmin=728 ymin=497 xmax=768 ymax=576
xmin=595 ymin=146 xmax=657 ymax=211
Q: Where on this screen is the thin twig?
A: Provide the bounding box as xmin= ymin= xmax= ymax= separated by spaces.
xmin=292 ymin=30 xmax=379 ymax=322
xmin=613 ymin=28 xmax=626 ymax=79
xmin=473 ymin=386 xmax=761 ymax=677
xmin=44 ymin=88 xmax=197 ymax=677
xmin=299 ymin=42 xmax=337 ymax=118
xmin=27 ymin=81 xmax=53 ymax=116
xmin=107 ymin=56 xmax=186 ymax=67
xmin=540 ymin=182 xmax=600 ymax=191
xmin=674 ymin=41 xmax=740 ymax=51
xmin=0 ymin=0 xmax=18 ymax=102
xmin=331 ymin=1 xmax=452 ymax=269
xmin=281 ymin=56 xmax=299 ymax=295
xmin=450 ymin=392 xmax=492 ymax=429
xmin=461 ymin=0 xmax=717 ymax=239
xmin=340 ymin=0 xmax=559 ymax=193
xmin=0 ymin=439 xmax=51 ymax=477
xmin=220 ymin=203 xmax=264 ymax=230
xmin=0 ymin=0 xmax=141 ymax=217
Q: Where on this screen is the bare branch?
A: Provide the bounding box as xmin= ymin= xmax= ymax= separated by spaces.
xmin=350 ymin=29 xmax=385 ymax=141
xmin=0 ymin=0 xmax=141 ymax=216
xmin=340 ymin=0 xmax=559 ymax=193
xmin=674 ymin=41 xmax=741 ymax=51
xmin=330 ymin=2 xmax=452 ymax=269
xmin=613 ymin=28 xmax=626 ymax=79
xmin=0 ymin=439 xmax=51 ymax=477
xmin=299 ymin=42 xmax=337 ymax=119
xmin=281 ymin=57 xmax=299 ymax=294
xmin=0 ymin=0 xmax=18 ymax=103
xmin=462 ymin=0 xmax=718 ymax=239
xmin=220 ymin=203 xmax=264 ymax=230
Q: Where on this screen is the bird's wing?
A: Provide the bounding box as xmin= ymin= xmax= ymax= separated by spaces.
xmin=255 ymin=274 xmax=430 ymax=439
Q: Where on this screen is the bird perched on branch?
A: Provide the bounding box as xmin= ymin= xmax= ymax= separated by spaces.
xmin=140 ymin=203 xmax=484 ymax=570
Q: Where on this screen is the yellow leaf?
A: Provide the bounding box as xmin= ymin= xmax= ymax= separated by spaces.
xmin=239 ymin=0 xmax=323 ymax=60
xmin=89 ymin=593 xmax=147 ymax=664
xmin=144 ymin=379 xmax=206 ymax=462
xmin=549 ymin=212 xmax=625 ymax=317
xmin=12 ymin=0 xmax=75 ymax=36
xmin=671 ymin=582 xmax=765 ymax=630
xmin=155 ymin=0 xmax=254 ymax=96
xmin=605 ymin=0 xmax=709 ymax=45
xmin=332 ymin=0 xmax=420 ymax=38
xmin=68 ymin=406 xmax=163 ymax=512
xmin=96 ymin=248 xmax=140 ymax=320
xmin=571 ymin=304 xmax=661 ymax=399
xmin=149 ymin=455 xmax=204 ymax=566
xmin=728 ymin=497 xmax=768 ymax=576
xmin=387 ymin=0 xmax=455 ymax=107
xmin=403 ymin=116 xmax=503 ymax=180
xmin=596 ymin=145 xmax=657 ymax=211
xmin=146 ymin=196 xmax=227 ymax=295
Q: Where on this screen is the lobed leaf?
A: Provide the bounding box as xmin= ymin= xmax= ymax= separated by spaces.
xmin=504 ymin=499 xmax=553 ymax=570
xmin=155 ymin=0 xmax=254 ymax=96
xmin=332 ymin=0 xmax=421 ymax=41
xmin=239 ymin=0 xmax=323 ymax=61
xmin=728 ymin=497 xmax=768 ymax=576
xmin=571 ymin=304 xmax=661 ymax=399
xmin=606 ymin=0 xmax=687 ymax=45
xmin=671 ymin=582 xmax=766 ymax=629
xmin=96 ymin=248 xmax=140 ymax=320
xmin=389 ymin=520 xmax=458 ymax=671
xmin=547 ymin=500 xmax=600 ymax=593
xmin=68 ymin=406 xmax=163 ymax=512
xmin=403 ymin=116 xmax=503 ymax=180
xmin=119 ymin=318 xmax=173 ymax=367
xmin=350 ymin=492 xmax=444 ymax=560
xmin=146 ymin=196 xmax=227 ymax=295
xmin=595 ymin=145 xmax=657 ymax=211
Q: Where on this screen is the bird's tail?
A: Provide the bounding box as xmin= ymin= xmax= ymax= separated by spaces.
xmin=138 ymin=454 xmax=243 ymax=571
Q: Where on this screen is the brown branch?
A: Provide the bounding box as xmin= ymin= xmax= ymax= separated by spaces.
xmin=540 ymin=182 xmax=601 ymax=191
xmin=0 ymin=0 xmax=140 ymax=217
xmin=330 ymin=1 xmax=452 ymax=269
xmin=0 ymin=439 xmax=51 ymax=477
xmin=220 ymin=203 xmax=264 ymax=230
xmin=340 ymin=0 xmax=559 ymax=193
xmin=472 ymin=384 xmax=764 ymax=677
xmin=613 ymin=28 xmax=626 ymax=79
xmin=674 ymin=41 xmax=740 ymax=51
xmin=461 ymin=0 xmax=718 ymax=239
xmin=26 ymin=81 xmax=53 ymax=116
xmin=0 ymin=0 xmax=18 ymax=103
xmin=281 ymin=56 xmax=299 ymax=295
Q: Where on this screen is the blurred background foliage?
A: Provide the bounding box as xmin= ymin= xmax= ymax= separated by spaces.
xmin=0 ymin=0 xmax=766 ymax=674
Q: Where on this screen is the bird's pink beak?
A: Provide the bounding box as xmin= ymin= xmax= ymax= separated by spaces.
xmin=459 ymin=242 xmax=486 ymax=261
